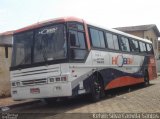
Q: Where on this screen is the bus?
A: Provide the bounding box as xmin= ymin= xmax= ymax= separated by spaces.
xmin=10 ymin=17 xmax=157 ymax=102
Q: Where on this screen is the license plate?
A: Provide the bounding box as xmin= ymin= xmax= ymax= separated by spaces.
xmin=30 ymin=88 xmax=40 ymax=94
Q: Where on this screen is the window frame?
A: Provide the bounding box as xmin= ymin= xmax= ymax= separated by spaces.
xmin=146 ymin=43 xmax=154 ymax=55
xmin=105 ymin=31 xmax=120 ymax=50
xmin=87 ymin=24 xmax=154 ymax=57
xmin=11 ymin=22 xmax=68 ymax=70
xmin=67 ymin=22 xmax=88 ymax=61
xmin=139 ymin=41 xmax=147 ymax=54
xmin=119 ymin=36 xmax=131 ymax=52
xmin=88 ymin=27 xmax=106 ymax=49
xmin=129 ymin=38 xmax=140 ymax=53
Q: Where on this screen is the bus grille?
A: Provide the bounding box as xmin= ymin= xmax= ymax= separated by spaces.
xmin=22 ymin=78 xmax=47 ymax=86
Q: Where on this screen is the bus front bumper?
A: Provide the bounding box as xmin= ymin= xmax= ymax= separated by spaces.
xmin=11 ymin=82 xmax=72 ymax=100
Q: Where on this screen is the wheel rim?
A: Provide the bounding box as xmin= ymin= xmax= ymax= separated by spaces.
xmin=144 ymin=72 xmax=149 ymax=85
xmin=93 ymin=77 xmax=101 ymax=97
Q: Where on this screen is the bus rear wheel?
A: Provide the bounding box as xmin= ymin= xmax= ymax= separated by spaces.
xmin=144 ymin=71 xmax=149 ymax=86
xmin=90 ymin=74 xmax=104 ymax=102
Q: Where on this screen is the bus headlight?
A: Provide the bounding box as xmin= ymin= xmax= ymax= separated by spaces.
xmin=12 ymin=82 xmax=16 ymax=87
xmin=48 ymin=76 xmax=68 ymax=83
xmin=12 ymin=82 xmax=21 ymax=87
xmin=16 ymin=82 xmax=21 ymax=86
xmin=61 ymin=76 xmax=67 ymax=82
xmin=50 ymin=77 xmax=55 ymax=82
xmin=55 ymin=77 xmax=60 ymax=82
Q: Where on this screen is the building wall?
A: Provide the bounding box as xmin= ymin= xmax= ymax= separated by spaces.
xmin=123 ymin=30 xmax=159 ymax=59
xmin=158 ymin=41 xmax=160 ymax=59
xmin=0 ymin=46 xmax=12 ymax=97
xmin=125 ymin=31 xmax=144 ymax=38
xmin=144 ymin=29 xmax=159 ymax=59
xmin=0 ymin=35 xmax=13 ymax=45
xmin=0 ymin=34 xmax=12 ymax=97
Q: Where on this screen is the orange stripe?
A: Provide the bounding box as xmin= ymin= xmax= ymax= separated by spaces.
xmin=105 ymin=76 xmax=144 ymax=90
xmin=83 ymin=21 xmax=91 ymax=50
xmin=15 ymin=17 xmax=84 ymax=34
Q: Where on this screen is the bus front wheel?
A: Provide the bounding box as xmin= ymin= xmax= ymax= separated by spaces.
xmin=90 ymin=74 xmax=104 ymax=102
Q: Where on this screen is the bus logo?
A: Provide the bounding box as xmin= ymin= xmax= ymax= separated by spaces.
xmin=112 ymin=55 xmax=133 ymax=67
xmin=39 ymin=27 xmax=57 ymax=35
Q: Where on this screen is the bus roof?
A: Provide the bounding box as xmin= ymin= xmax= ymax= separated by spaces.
xmin=14 ymin=16 xmax=151 ymax=44
xmin=14 ymin=17 xmax=84 ymax=34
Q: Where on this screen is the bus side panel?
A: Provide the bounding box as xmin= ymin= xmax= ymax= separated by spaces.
xmin=103 ymin=55 xmax=157 ymax=90
xmin=102 ymin=55 xmax=146 ymax=90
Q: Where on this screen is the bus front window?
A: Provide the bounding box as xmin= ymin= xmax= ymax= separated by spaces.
xmin=11 ymin=24 xmax=67 ymax=67
xmin=12 ymin=31 xmax=33 ymax=67
xmin=34 ymin=24 xmax=67 ymax=63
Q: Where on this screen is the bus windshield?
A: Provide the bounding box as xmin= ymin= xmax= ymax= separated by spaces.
xmin=11 ymin=24 xmax=67 ymax=67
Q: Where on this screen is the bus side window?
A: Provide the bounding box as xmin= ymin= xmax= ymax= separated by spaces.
xmin=105 ymin=32 xmax=119 ymax=50
xmin=68 ymin=23 xmax=87 ymax=60
xmin=89 ymin=28 xmax=105 ymax=48
xmin=129 ymin=39 xmax=140 ymax=52
xmin=119 ymin=37 xmax=130 ymax=52
xmin=139 ymin=41 xmax=147 ymax=53
xmin=146 ymin=43 xmax=154 ymax=54
xmin=69 ymin=30 xmax=80 ymax=47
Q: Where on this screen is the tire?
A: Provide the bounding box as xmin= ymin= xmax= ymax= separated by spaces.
xmin=90 ymin=74 xmax=105 ymax=102
xmin=144 ymin=71 xmax=149 ymax=86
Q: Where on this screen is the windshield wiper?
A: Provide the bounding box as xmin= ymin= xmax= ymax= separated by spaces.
xmin=41 ymin=47 xmax=48 ymax=63
xmin=36 ymin=37 xmax=49 ymax=63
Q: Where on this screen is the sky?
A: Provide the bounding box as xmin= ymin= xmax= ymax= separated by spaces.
xmin=0 ymin=0 xmax=160 ymax=34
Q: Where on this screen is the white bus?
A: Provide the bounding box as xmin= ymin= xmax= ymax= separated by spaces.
xmin=10 ymin=17 xmax=157 ymax=102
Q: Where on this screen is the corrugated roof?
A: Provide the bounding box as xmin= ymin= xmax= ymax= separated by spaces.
xmin=0 ymin=30 xmax=14 ymax=36
xmin=115 ymin=24 xmax=160 ymax=37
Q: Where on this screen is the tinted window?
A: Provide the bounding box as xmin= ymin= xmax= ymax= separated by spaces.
xmin=113 ymin=35 xmax=119 ymax=50
xmin=77 ymin=24 xmax=84 ymax=31
xmin=69 ymin=30 xmax=86 ymax=49
xmin=34 ymin=24 xmax=66 ymax=63
xmin=70 ymin=49 xmax=87 ymax=60
xmin=119 ymin=37 xmax=130 ymax=52
xmin=146 ymin=43 xmax=153 ymax=54
xmin=130 ymin=39 xmax=139 ymax=52
xmin=68 ymin=22 xmax=87 ymax=60
xmin=106 ymin=33 xmax=114 ymax=49
xmin=139 ymin=41 xmax=147 ymax=53
xmin=90 ymin=28 xmax=105 ymax=48
xmin=99 ymin=31 xmax=105 ymax=48
xmin=78 ymin=32 xmax=86 ymax=49
xmin=68 ymin=23 xmax=84 ymax=31
xmin=12 ymin=24 xmax=67 ymax=67
xmin=106 ymin=33 xmax=119 ymax=50
xmin=70 ymin=30 xmax=79 ymax=47
xmin=12 ymin=31 xmax=33 ymax=66
xmin=68 ymin=23 xmax=77 ymax=30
